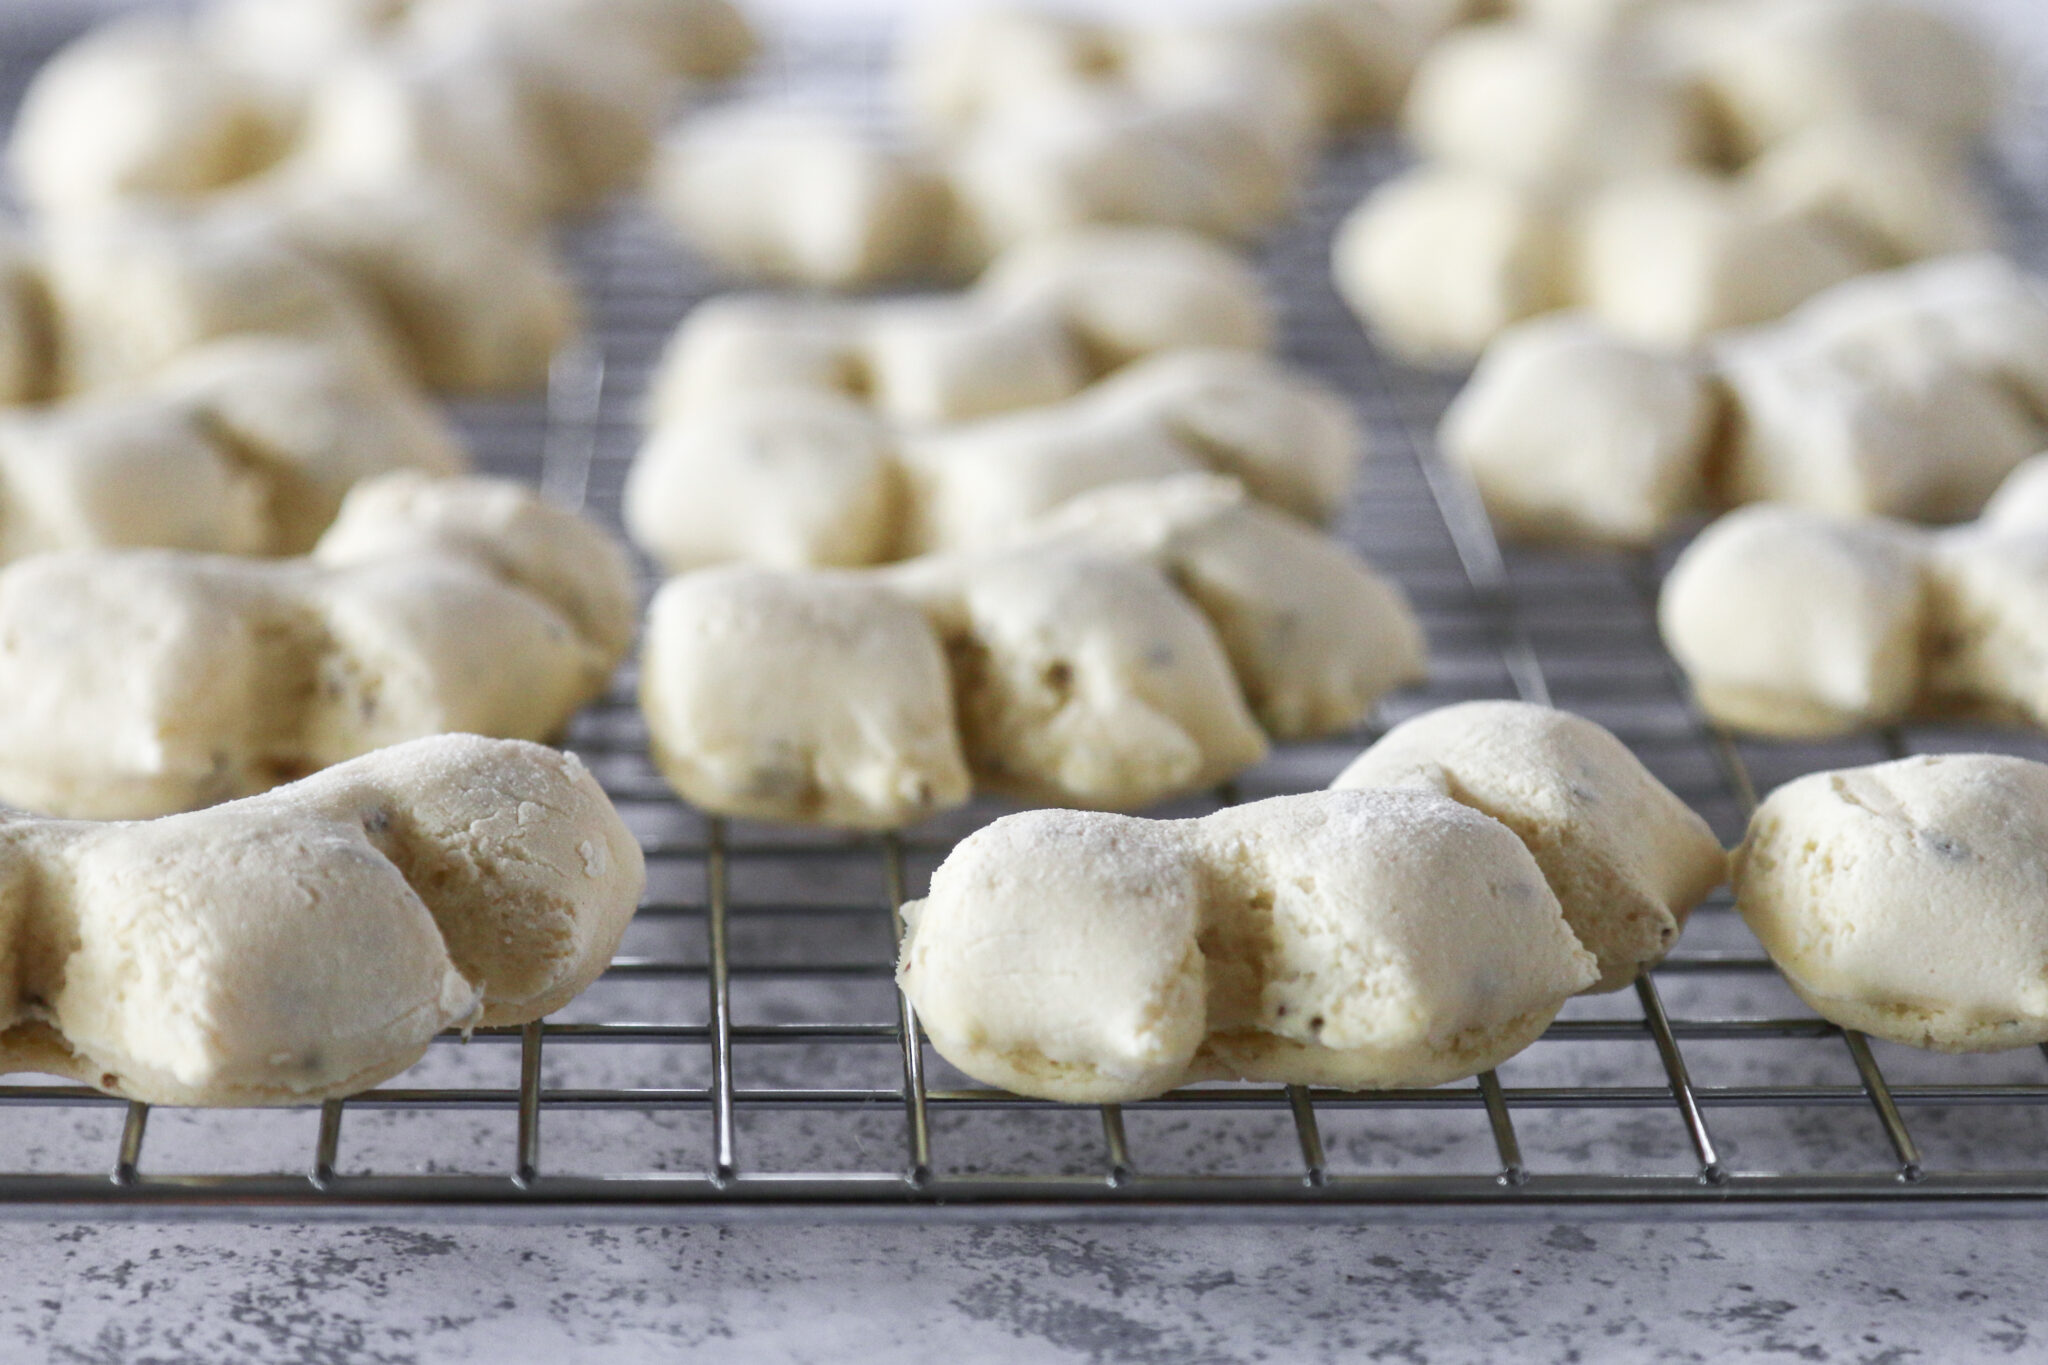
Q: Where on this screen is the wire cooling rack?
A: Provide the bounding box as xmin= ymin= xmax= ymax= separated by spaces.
xmin=9 ymin=5 xmax=2048 ymax=1218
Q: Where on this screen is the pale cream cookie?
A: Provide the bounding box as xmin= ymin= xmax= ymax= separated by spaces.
xmin=0 ymin=733 xmax=643 ymax=1106
xmin=1736 ymin=753 xmax=2048 ymax=1051
xmin=1660 ymin=503 xmax=1931 ymax=737
xmin=0 ymin=473 xmax=632 ymax=818
xmin=640 ymin=566 xmax=970 ymax=831
xmin=1439 ymin=312 xmax=1720 ymax=546
xmin=638 ymin=479 xmax=1424 ymax=825
xmin=897 ymin=788 xmax=1597 ymax=1102
xmin=1333 ymin=701 xmax=1727 ymax=990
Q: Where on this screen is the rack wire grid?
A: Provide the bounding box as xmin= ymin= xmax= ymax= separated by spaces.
xmin=7 ymin=4 xmax=2048 ymax=1219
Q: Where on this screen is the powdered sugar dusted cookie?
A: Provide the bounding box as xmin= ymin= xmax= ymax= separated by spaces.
xmin=897 ymin=788 xmax=1597 ymax=1102
xmin=893 ymin=349 xmax=1358 ymax=555
xmin=1331 ymin=167 xmax=1569 ymax=364
xmin=1736 ymin=753 xmax=2048 ymax=1050
xmin=1035 ymin=477 xmax=1425 ymax=739
xmin=0 ymin=337 xmax=466 ymax=565
xmin=1334 ymin=701 xmax=1726 ymax=990
xmin=975 ymin=226 xmax=1273 ymax=371
xmin=1440 ymin=256 xmax=2048 ymax=546
xmin=624 ymin=390 xmax=902 ymax=573
xmin=638 ymin=478 xmax=1425 ymax=826
xmin=1661 ymin=504 xmax=1931 ymax=737
xmin=0 ymin=733 xmax=643 ymax=1106
xmin=885 ymin=546 xmax=1269 ymax=810
xmin=1660 ymin=456 xmax=2048 ymax=739
xmin=650 ymin=109 xmax=957 ymax=290
xmin=0 ymin=473 xmax=632 ymax=818
xmin=1577 ymin=173 xmax=1870 ymax=349
xmin=1401 ymin=22 xmax=1711 ymax=182
xmin=632 ymin=346 xmax=1361 ymax=574
xmin=641 ymin=566 xmax=970 ymax=831
xmin=1440 ymin=312 xmax=1719 ymax=545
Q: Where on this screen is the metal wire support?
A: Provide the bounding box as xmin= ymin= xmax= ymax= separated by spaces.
xmin=515 ymin=1022 xmax=545 ymax=1187
xmin=705 ymin=817 xmax=737 ymax=1185
xmin=883 ymin=834 xmax=933 ymax=1186
xmin=4 ymin=11 xmax=2048 ymax=1217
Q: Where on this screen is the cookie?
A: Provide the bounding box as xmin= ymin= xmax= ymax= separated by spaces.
xmin=632 ymin=346 xmax=1360 ymax=573
xmin=641 ymin=566 xmax=970 ymax=830
xmin=1736 ymin=753 xmax=2048 ymax=1051
xmin=0 ymin=474 xmax=632 ymax=818
xmin=1444 ymin=255 xmax=2048 ymax=545
xmin=0 ymin=734 xmax=643 ymax=1106
xmin=650 ymin=109 xmax=959 ymax=289
xmin=1331 ymin=167 xmax=1569 ymax=364
xmin=640 ymin=477 xmax=1423 ymax=825
xmin=0 ymin=337 xmax=466 ymax=564
xmin=1334 ymin=701 xmax=1727 ymax=990
xmin=1439 ymin=312 xmax=1719 ymax=545
xmin=1035 ymin=477 xmax=1426 ymax=739
xmin=897 ymin=789 xmax=1597 ymax=1102
xmin=1660 ymin=503 xmax=1930 ymax=736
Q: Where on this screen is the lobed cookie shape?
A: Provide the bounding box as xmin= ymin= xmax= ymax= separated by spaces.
xmin=249 ymin=183 xmax=581 ymax=395
xmin=641 ymin=567 xmax=972 ymax=830
xmin=649 ymin=108 xmax=963 ymax=291
xmin=1437 ymin=312 xmax=1720 ymax=545
xmin=7 ymin=0 xmax=750 ymax=393
xmin=1660 ymin=505 xmax=1928 ymax=737
xmin=0 ymin=471 xmax=634 ymax=819
xmin=1331 ymin=168 xmax=1570 ymax=365
xmin=896 ymin=790 xmax=1599 ymax=1103
xmin=1401 ymin=21 xmax=1713 ymax=185
xmin=41 ymin=211 xmax=404 ymax=397
xmin=893 ymin=350 xmax=1358 ymax=554
xmin=16 ymin=0 xmax=756 ymax=220
xmin=1735 ymin=754 xmax=2048 ymax=1051
xmin=643 ymin=548 xmax=1263 ymax=829
xmin=655 ymin=0 xmax=1467 ymax=289
xmin=1443 ymin=254 xmax=2048 ymax=546
xmin=918 ymin=80 xmax=1315 ymax=258
xmin=975 ymin=228 xmax=1275 ymax=373
xmin=640 ymin=476 xmax=1424 ymax=829
xmin=641 ymin=227 xmax=1274 ymax=430
xmin=0 ymin=734 xmax=644 ymax=1106
xmin=1333 ymin=158 xmax=1920 ymax=366
xmin=629 ymin=345 xmax=1358 ymax=575
xmin=1661 ymin=453 xmax=2048 ymax=738
xmin=1332 ymin=1 xmax=1999 ymax=363
xmin=1333 ymin=702 xmax=1727 ymax=992
xmin=883 ymin=547 xmax=1269 ymax=812
xmin=901 ymin=0 xmax=1447 ymax=138
xmin=1027 ymin=478 xmax=1426 ymax=740
xmin=1697 ymin=0 xmax=1998 ymax=158
xmin=0 ymin=335 xmax=464 ymax=566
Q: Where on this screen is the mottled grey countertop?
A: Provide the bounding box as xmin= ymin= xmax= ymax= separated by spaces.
xmin=3 ymin=1217 xmax=2042 ymax=1362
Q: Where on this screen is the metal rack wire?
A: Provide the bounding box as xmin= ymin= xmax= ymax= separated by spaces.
xmin=7 ymin=8 xmax=2048 ymax=1216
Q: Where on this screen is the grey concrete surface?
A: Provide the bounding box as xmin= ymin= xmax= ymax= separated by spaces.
xmin=4 ymin=1217 xmax=2045 ymax=1364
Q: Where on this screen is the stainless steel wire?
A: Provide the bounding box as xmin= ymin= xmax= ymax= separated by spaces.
xmin=5 ymin=8 xmax=2048 ymax=1215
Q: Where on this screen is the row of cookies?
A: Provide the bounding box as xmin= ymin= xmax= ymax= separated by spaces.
xmin=1663 ymin=455 xmax=2048 ymax=739
xmin=7 ymin=0 xmax=757 ymax=393
xmin=1336 ymin=0 xmax=1999 ymax=360
xmin=901 ymin=702 xmax=2048 ymax=1101
xmin=654 ymin=0 xmax=1475 ymax=288
xmin=623 ymin=208 xmax=1437 ymax=824
xmin=626 ymin=227 xmax=1349 ymax=573
xmin=0 ymin=1 xmax=771 ymax=1101
xmin=1443 ymin=253 xmax=2048 ymax=545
